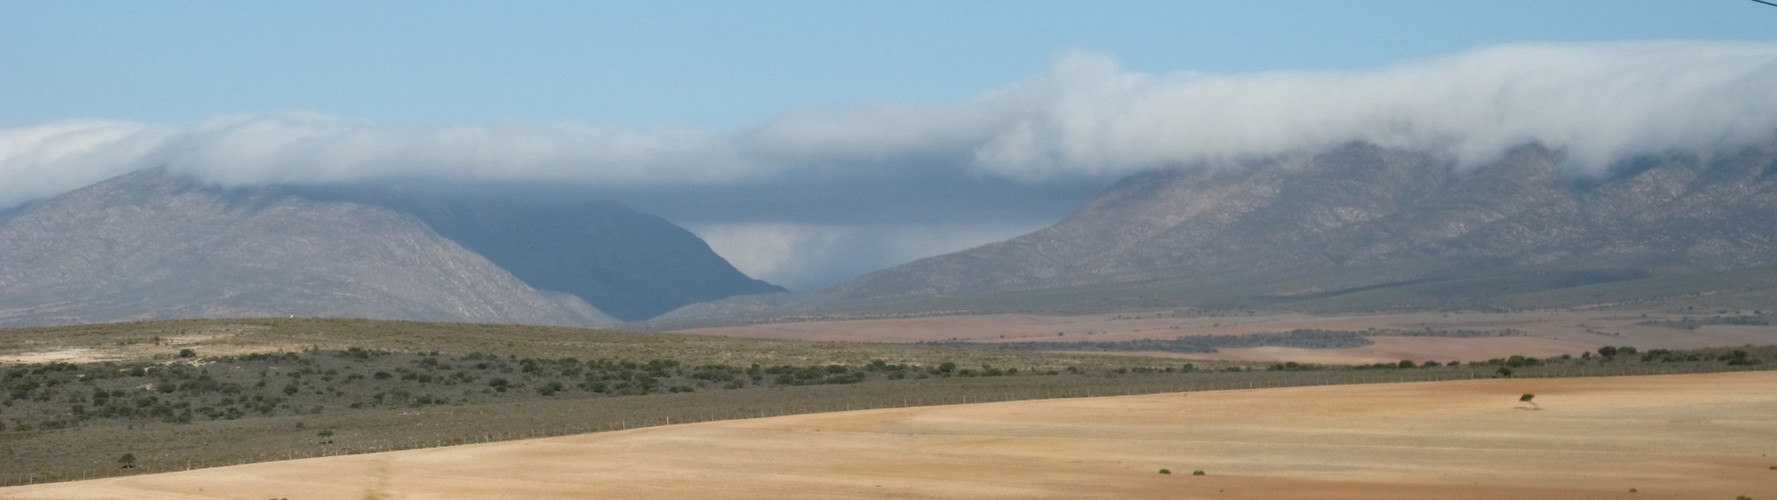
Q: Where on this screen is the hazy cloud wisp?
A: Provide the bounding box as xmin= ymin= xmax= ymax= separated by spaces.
xmin=690 ymin=221 xmax=1049 ymax=289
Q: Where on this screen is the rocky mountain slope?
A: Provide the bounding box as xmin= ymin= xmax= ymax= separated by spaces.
xmin=660 ymin=140 xmax=1777 ymax=323
xmin=327 ymin=192 xmax=785 ymax=322
xmin=0 ymin=170 xmax=616 ymax=327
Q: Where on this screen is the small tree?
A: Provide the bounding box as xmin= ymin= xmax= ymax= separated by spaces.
xmin=118 ymin=453 xmax=137 ymax=469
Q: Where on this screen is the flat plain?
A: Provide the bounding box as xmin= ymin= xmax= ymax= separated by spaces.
xmin=684 ymin=308 xmax=1777 ymax=364
xmin=4 ymin=371 xmax=1772 ymax=499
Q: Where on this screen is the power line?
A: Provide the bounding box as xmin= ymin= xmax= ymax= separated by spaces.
xmin=1750 ymin=0 xmax=1777 ymax=8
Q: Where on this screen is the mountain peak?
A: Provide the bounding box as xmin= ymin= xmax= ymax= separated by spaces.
xmin=0 ymin=169 xmax=617 ymax=327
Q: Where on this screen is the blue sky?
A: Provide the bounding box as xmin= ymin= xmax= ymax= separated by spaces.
xmin=5 ymin=1 xmax=1775 ymax=127
xmin=5 ymin=1 xmax=1777 ymax=289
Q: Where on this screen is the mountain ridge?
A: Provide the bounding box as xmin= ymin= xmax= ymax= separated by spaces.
xmin=288 ymin=186 xmax=787 ymax=322
xmin=0 ymin=170 xmax=623 ymax=327
xmin=656 ymin=140 xmax=1777 ymax=325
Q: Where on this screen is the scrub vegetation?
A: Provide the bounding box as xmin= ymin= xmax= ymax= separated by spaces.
xmin=923 ymin=327 xmax=1525 ymax=353
xmin=0 ymin=318 xmax=1771 ymax=486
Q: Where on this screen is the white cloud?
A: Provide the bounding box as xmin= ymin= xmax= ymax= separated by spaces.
xmin=0 ymin=119 xmax=173 ymax=208
xmin=4 ymin=41 xmax=1775 ymax=286
xmin=964 ymin=42 xmax=1777 ymax=178
xmin=0 ymin=112 xmax=764 ymax=209
xmin=6 ymin=42 xmax=1775 ymax=211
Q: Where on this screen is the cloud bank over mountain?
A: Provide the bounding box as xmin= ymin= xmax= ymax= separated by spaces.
xmin=6 ymin=41 xmax=1776 ymax=288
xmin=689 ymin=220 xmax=1050 ymax=290
xmin=962 ymin=42 xmax=1777 ymax=179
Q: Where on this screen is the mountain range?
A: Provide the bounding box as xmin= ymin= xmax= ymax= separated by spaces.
xmin=658 ymin=140 xmax=1777 ymax=324
xmin=6 ymin=138 xmax=1775 ymax=328
xmin=0 ymin=169 xmax=781 ymax=327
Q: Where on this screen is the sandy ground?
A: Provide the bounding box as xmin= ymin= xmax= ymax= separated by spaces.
xmin=4 ymin=371 xmax=1772 ymax=499
xmin=0 ymin=349 xmax=119 ymax=365
xmin=0 ymin=324 xmax=304 ymax=365
xmin=683 ymin=309 xmax=1777 ymax=364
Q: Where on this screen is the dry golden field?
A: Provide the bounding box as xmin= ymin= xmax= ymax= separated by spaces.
xmin=4 ymin=371 xmax=1772 ymax=499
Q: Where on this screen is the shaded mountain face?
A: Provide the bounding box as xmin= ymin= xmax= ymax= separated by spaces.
xmin=0 ymin=170 xmax=616 ymax=327
xmin=659 ymin=141 xmax=1777 ymax=323
xmin=0 ymin=203 xmax=26 ymax=227
xmin=293 ymin=188 xmax=786 ymax=322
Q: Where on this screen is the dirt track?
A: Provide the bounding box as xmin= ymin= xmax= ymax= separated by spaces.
xmin=4 ymin=371 xmax=1772 ymax=499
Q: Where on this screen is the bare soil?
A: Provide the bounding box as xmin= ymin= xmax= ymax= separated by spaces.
xmin=4 ymin=371 xmax=1772 ymax=499
xmin=683 ymin=309 xmax=1777 ymax=364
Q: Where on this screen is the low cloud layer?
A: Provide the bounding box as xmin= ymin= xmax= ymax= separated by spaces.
xmin=691 ymin=221 xmax=1050 ymax=290
xmin=5 ymin=41 xmax=1776 ymax=288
